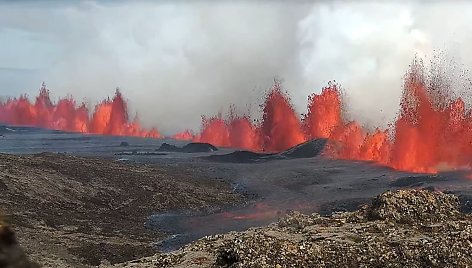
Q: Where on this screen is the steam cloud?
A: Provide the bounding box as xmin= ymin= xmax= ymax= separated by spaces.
xmin=1 ymin=1 xmax=471 ymax=135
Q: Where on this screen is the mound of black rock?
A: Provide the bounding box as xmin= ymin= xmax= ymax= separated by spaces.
xmin=119 ymin=141 xmax=130 ymax=147
xmin=206 ymin=150 xmax=275 ymax=163
xmin=205 ymin=139 xmax=327 ymax=163
xmin=157 ymin=142 xmax=218 ymax=153
xmin=279 ymin=138 xmax=327 ymax=159
xmin=157 ymin=143 xmax=181 ymax=152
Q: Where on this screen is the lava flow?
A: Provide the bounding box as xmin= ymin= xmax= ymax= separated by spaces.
xmin=0 ymin=83 xmax=160 ymax=138
xmin=196 ymin=58 xmax=472 ymax=174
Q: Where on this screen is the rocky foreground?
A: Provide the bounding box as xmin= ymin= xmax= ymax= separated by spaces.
xmin=112 ymin=190 xmax=472 ymax=268
xmin=0 ymin=153 xmax=244 ymax=267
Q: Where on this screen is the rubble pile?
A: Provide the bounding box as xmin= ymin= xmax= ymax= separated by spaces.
xmin=363 ymin=189 xmax=461 ymax=223
xmin=112 ymin=189 xmax=472 ymax=268
xmin=0 ymin=153 xmax=244 ymax=266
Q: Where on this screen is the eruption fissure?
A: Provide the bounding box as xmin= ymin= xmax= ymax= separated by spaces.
xmin=194 ymin=58 xmax=472 ymax=174
xmin=2 ymin=58 xmax=472 ymax=174
xmin=0 ymin=83 xmax=160 ymax=138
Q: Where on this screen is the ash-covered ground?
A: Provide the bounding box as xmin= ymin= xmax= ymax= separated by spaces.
xmin=0 ymin=125 xmax=471 ymax=267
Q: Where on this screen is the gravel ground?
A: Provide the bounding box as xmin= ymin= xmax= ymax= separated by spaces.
xmin=0 ymin=153 xmax=244 ymax=267
xmin=112 ymin=189 xmax=472 ymax=268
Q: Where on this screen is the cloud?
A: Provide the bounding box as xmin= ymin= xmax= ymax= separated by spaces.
xmin=1 ymin=1 xmax=472 ymax=134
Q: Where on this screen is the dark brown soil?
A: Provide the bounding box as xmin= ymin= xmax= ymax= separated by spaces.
xmin=0 ymin=153 xmax=244 ymax=267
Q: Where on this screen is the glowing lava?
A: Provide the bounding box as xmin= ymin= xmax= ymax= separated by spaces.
xmin=3 ymin=57 xmax=472 ymax=175
xmin=197 ymin=59 xmax=472 ymax=174
xmin=171 ymin=129 xmax=194 ymax=141
xmin=195 ymin=113 xmax=261 ymax=151
xmin=260 ymin=83 xmax=305 ymax=152
xmin=222 ymin=203 xmax=281 ymax=221
xmin=304 ymin=83 xmax=343 ymax=139
xmin=387 ymin=59 xmax=472 ymax=173
xmin=195 ymin=83 xmax=304 ymax=151
xmin=0 ymin=83 xmax=160 ymax=138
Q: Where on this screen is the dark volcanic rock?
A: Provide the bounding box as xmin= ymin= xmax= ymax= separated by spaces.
xmin=157 ymin=143 xmax=182 ymax=152
xmin=157 ymin=142 xmax=218 ymax=153
xmin=389 ymin=174 xmax=448 ymax=187
xmin=0 ymin=126 xmax=8 ymax=135
xmin=457 ymin=194 xmax=472 ymax=214
xmin=279 ymin=138 xmax=327 ymax=159
xmin=182 ymin=143 xmax=218 ymax=153
xmin=115 ymin=151 xmax=167 ymax=156
xmin=206 ymin=151 xmax=275 ymax=163
xmin=119 ymin=141 xmax=129 ymax=147
xmin=205 ymin=139 xmax=326 ymax=163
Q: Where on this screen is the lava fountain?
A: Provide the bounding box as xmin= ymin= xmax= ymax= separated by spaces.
xmin=197 ymin=58 xmax=472 ymax=174
xmin=3 ymin=57 xmax=472 ymax=175
xmin=0 ymin=83 xmax=160 ymax=138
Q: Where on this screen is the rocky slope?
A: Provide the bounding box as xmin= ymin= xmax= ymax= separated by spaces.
xmin=112 ymin=189 xmax=472 ymax=268
xmin=0 ymin=153 xmax=244 ymax=267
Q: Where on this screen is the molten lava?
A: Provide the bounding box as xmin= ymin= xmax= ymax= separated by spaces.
xmin=3 ymin=57 xmax=472 ymax=175
xmin=222 ymin=203 xmax=281 ymax=221
xmin=260 ymin=83 xmax=305 ymax=152
xmin=171 ymin=129 xmax=194 ymax=141
xmin=197 ymin=59 xmax=472 ymax=174
xmin=387 ymin=60 xmax=472 ymax=172
xmin=304 ymin=84 xmax=343 ymax=139
xmin=195 ymin=113 xmax=261 ymax=151
xmin=0 ymin=83 xmax=160 ymax=138
xmin=195 ymin=83 xmax=305 ymax=151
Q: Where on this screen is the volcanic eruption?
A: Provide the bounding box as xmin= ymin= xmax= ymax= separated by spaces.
xmin=0 ymin=83 xmax=160 ymax=138
xmin=1 ymin=57 xmax=472 ymax=175
xmin=195 ymin=57 xmax=472 ymax=174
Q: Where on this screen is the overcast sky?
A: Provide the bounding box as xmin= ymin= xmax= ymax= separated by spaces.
xmin=1 ymin=1 xmax=472 ymax=134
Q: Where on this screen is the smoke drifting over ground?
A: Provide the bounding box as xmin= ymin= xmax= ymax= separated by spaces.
xmin=1 ymin=1 xmax=472 ymax=134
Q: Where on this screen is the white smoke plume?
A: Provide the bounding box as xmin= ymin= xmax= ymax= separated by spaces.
xmin=1 ymin=1 xmax=471 ymax=134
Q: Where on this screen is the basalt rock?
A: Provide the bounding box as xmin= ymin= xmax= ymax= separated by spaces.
xmin=119 ymin=141 xmax=130 ymax=147
xmin=206 ymin=151 xmax=275 ymax=163
xmin=157 ymin=143 xmax=181 ymax=152
xmin=158 ymin=142 xmax=218 ymax=153
xmin=182 ymin=143 xmax=218 ymax=153
xmin=206 ymin=139 xmax=326 ymax=163
xmin=279 ymin=139 xmax=327 ymax=159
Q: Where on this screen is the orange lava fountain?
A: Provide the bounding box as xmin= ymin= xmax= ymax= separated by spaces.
xmin=197 ymin=59 xmax=472 ymax=174
xmin=0 ymin=83 xmax=160 ymax=138
xmin=171 ymin=129 xmax=194 ymax=141
xmin=3 ymin=57 xmax=472 ymax=175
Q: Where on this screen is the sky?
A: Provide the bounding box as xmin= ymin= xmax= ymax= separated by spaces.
xmin=1 ymin=1 xmax=472 ymax=134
